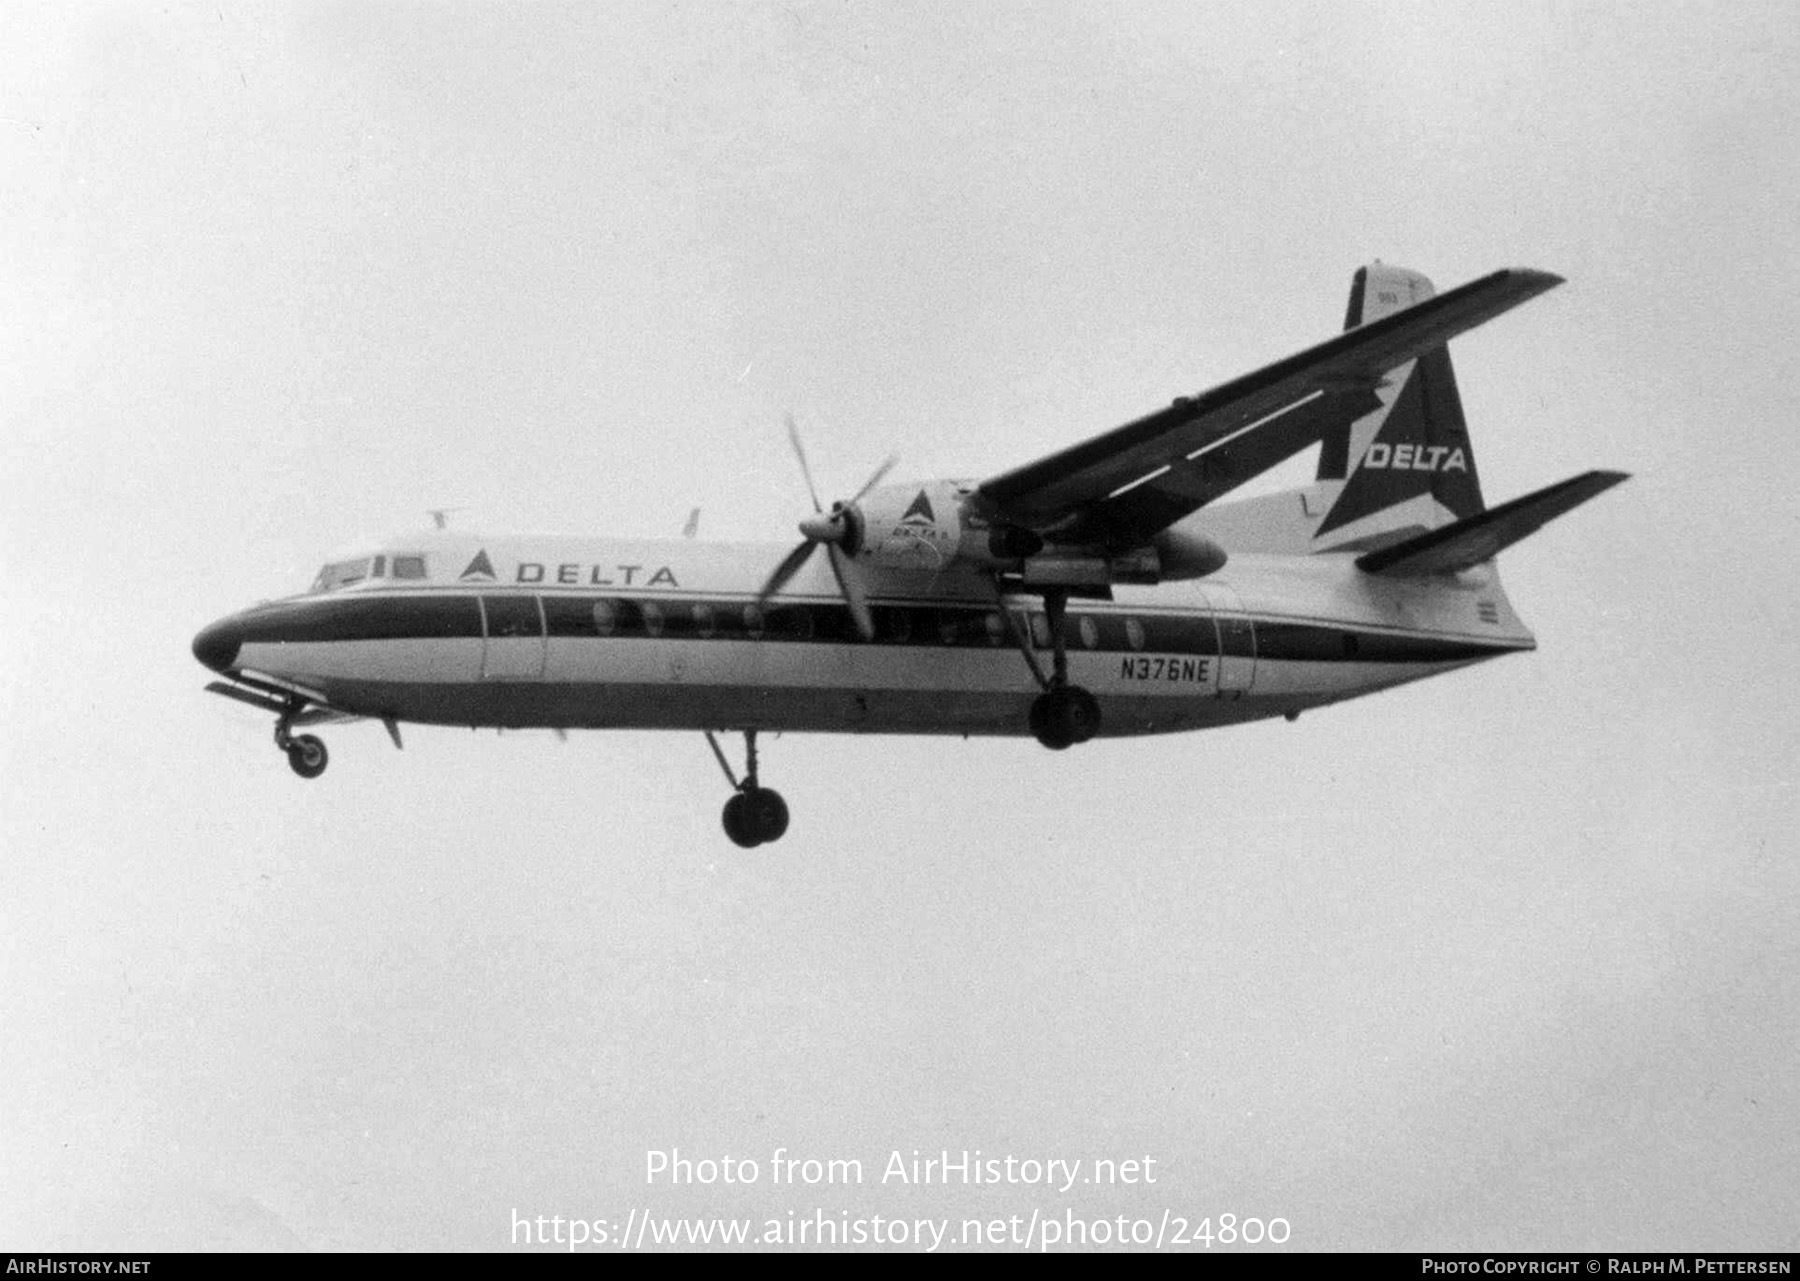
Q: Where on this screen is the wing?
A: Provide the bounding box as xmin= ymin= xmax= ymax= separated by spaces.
xmin=974 ymin=268 xmax=1564 ymax=548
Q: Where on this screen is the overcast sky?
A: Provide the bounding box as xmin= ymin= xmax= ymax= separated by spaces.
xmin=3 ymin=0 xmax=1795 ymax=1252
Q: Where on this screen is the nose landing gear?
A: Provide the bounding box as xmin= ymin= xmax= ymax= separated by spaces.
xmin=706 ymin=730 xmax=789 ymax=848
xmin=274 ymin=702 xmax=329 ymax=779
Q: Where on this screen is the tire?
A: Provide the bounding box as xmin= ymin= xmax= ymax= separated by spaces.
xmin=1031 ymin=692 xmax=1072 ymax=749
xmin=1060 ymin=686 xmax=1101 ymax=744
xmin=746 ymin=788 xmax=789 ymax=844
xmin=722 ymin=792 xmax=761 ymax=848
xmin=287 ymin=734 xmax=329 ymax=779
xmin=1032 ymin=688 xmax=1100 ymax=750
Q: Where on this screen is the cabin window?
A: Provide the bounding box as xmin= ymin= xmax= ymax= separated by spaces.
xmin=640 ymin=601 xmax=664 ymax=638
xmin=742 ymin=604 xmax=765 ymax=639
xmin=392 ymin=555 xmax=428 ymax=580
xmin=1125 ymin=618 xmax=1146 ymax=651
xmin=370 ymin=555 xmax=386 ymax=578
xmin=592 ymin=599 xmax=618 ymax=636
xmin=1028 ymin=613 xmax=1052 ymax=648
xmin=1078 ymin=616 xmax=1099 ymax=649
xmin=692 ymin=603 xmax=715 ymax=638
xmin=983 ymin=612 xmax=1006 ymax=646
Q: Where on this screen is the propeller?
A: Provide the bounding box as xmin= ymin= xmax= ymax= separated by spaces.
xmin=756 ymin=414 xmax=896 ymax=641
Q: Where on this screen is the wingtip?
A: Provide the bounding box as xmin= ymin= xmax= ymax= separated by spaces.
xmin=1508 ymin=267 xmax=1567 ymax=291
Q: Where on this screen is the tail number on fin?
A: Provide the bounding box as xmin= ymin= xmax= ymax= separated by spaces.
xmin=1362 ymin=443 xmax=1468 ymax=472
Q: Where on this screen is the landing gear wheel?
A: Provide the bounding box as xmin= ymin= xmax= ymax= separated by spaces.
xmin=286 ymin=734 xmax=329 ymax=779
xmin=708 ymin=731 xmax=793 ymax=849
xmin=1031 ymin=686 xmax=1100 ymax=750
xmin=721 ymin=787 xmax=789 ymax=848
xmin=722 ymin=792 xmax=761 ymax=848
xmin=746 ymin=787 xmax=789 ymax=844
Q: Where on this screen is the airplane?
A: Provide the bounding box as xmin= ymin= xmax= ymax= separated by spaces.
xmin=192 ymin=263 xmax=1627 ymax=848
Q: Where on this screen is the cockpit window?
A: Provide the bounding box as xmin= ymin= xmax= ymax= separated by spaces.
xmin=391 ymin=555 xmax=428 ymax=580
xmin=309 ymin=558 xmax=373 ymax=593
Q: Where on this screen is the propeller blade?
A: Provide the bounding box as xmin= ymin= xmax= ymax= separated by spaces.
xmin=784 ymin=413 xmax=824 ymax=514
xmin=757 ymin=539 xmax=817 ymax=608
xmin=827 ymin=544 xmax=876 ymax=641
xmin=850 ymin=453 xmax=899 ymax=504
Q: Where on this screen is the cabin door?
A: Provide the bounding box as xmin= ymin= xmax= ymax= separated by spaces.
xmin=480 ymin=595 xmax=547 ymax=679
xmin=1196 ymin=583 xmax=1256 ymax=695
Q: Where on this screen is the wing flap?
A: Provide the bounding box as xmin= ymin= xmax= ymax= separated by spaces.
xmin=1355 ymin=470 xmax=1628 ymax=576
xmin=977 ymin=267 xmax=1564 ymax=538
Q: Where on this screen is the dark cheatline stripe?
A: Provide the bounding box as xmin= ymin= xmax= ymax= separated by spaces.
xmin=1253 ymin=621 xmax=1506 ymax=664
xmin=237 ymin=595 xmax=483 ymax=643
xmin=238 ymin=592 xmax=1516 ymax=666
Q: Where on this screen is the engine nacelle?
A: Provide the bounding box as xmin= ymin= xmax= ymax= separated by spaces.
xmin=1020 ymin=549 xmax=1162 ymax=587
xmin=853 ymin=481 xmax=1049 ymax=572
xmin=851 ymin=481 xmax=971 ymax=571
xmin=1150 ymin=527 xmax=1229 ymax=580
xmin=846 ymin=481 xmax=1226 ymax=583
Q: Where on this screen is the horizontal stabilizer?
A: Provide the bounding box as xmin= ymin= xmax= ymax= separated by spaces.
xmin=1355 ymin=470 xmax=1629 ymax=576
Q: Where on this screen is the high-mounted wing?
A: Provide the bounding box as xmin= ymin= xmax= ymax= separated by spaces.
xmin=974 ymin=268 xmax=1564 ymax=548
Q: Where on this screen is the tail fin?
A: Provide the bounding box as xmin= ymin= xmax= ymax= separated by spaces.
xmin=1314 ymin=264 xmax=1490 ymax=549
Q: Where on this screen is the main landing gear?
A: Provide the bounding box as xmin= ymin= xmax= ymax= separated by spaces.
xmin=706 ymin=729 xmax=789 ymax=848
xmin=1003 ymin=586 xmax=1102 ymax=751
xmin=274 ymin=701 xmax=329 ymax=779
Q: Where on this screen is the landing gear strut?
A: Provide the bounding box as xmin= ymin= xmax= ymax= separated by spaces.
xmin=1003 ymin=586 xmax=1102 ymax=751
xmin=274 ymin=700 xmax=329 ymax=779
xmin=706 ymin=730 xmax=789 ymax=848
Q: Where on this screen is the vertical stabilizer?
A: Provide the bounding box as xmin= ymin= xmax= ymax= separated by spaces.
xmin=1315 ymin=264 xmax=1486 ymax=548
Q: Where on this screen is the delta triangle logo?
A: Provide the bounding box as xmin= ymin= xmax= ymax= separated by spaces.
xmin=459 ymin=549 xmax=498 ymax=581
xmin=900 ymin=489 xmax=935 ymax=526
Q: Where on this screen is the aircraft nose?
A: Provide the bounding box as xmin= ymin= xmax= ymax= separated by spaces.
xmin=191 ymin=616 xmax=243 ymax=672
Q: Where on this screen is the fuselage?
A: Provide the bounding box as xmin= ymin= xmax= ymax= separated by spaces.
xmin=191 ymin=531 xmax=1534 ymax=738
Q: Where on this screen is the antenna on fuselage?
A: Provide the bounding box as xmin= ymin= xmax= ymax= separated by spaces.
xmin=428 ymin=507 xmax=466 ymax=530
xmin=683 ymin=508 xmax=701 ymax=539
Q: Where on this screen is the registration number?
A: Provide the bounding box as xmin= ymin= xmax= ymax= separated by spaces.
xmin=1120 ymin=656 xmax=1212 ymax=684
